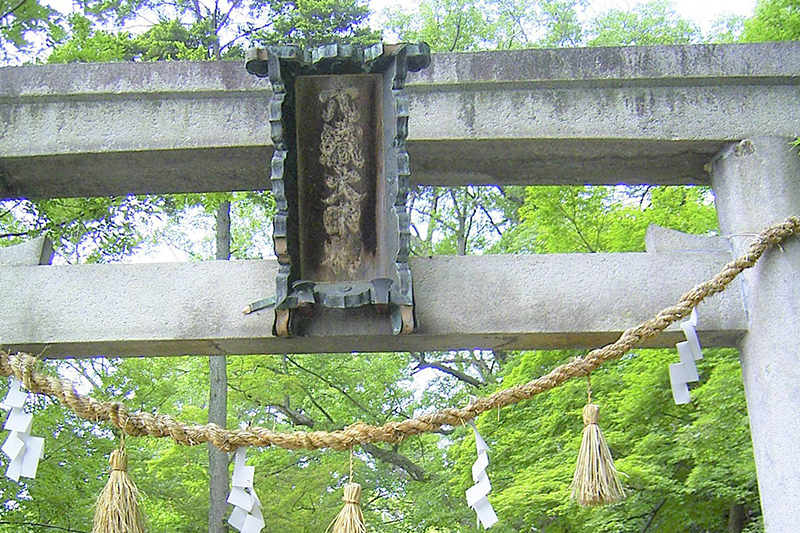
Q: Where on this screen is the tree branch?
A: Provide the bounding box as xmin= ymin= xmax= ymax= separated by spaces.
xmin=557 ymin=201 xmax=596 ymax=252
xmin=190 ymin=0 xmax=204 ymax=21
xmin=361 ymin=443 xmax=427 ymax=482
xmin=284 ymin=356 xmax=376 ymax=418
xmin=270 ymin=395 xmax=315 ymax=428
xmin=449 ymin=10 xmax=463 ymax=52
xmin=227 ymin=382 xmax=314 ymax=428
xmin=0 ymin=199 xmax=23 ymax=220
xmin=641 ymin=498 xmax=667 ymax=533
xmin=477 ymin=201 xmax=505 ymax=237
xmin=0 ymin=0 xmax=27 ymax=21
xmin=0 ymin=522 xmax=88 ymax=533
xmin=413 ymin=352 xmax=485 ymax=388
xmin=217 ymin=0 xmax=243 ymax=31
xmin=469 ymin=352 xmax=497 ymax=384
xmin=231 ymin=379 xmax=427 ymax=481
xmin=0 ymin=231 xmax=30 ymax=239
xmin=497 ymin=187 xmax=525 ymax=213
xmin=299 ymin=384 xmax=335 ymax=424
xmin=220 ymin=20 xmax=276 ymax=52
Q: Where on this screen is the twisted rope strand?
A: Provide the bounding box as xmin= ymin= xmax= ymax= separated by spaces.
xmin=2 ymin=216 xmax=798 ymax=452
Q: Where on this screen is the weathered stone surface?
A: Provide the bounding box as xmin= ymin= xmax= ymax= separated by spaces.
xmin=644 ymin=224 xmax=727 ymax=253
xmin=0 ymin=237 xmax=53 ymax=266
xmin=1 ymin=42 xmax=798 ymax=199
xmin=710 ymin=136 xmax=800 ymax=533
xmin=0 ymin=252 xmax=745 ymax=357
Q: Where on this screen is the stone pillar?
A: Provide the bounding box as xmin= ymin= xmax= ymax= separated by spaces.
xmin=710 ymin=136 xmax=800 ymax=532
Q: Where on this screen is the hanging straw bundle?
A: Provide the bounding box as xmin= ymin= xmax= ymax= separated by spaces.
xmin=93 ymin=441 xmax=145 ymax=533
xmin=327 ymin=482 xmax=366 ymax=533
xmin=327 ymin=449 xmax=366 ymax=533
xmin=570 ymin=379 xmax=625 ymax=507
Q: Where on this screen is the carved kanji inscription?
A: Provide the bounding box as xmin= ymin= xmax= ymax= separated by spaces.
xmin=296 ymin=74 xmax=384 ymax=283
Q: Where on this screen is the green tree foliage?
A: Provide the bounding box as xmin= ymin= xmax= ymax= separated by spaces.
xmin=383 ymin=0 xmax=497 ymax=52
xmin=460 ymin=347 xmax=760 ymax=533
xmin=382 ymin=0 xmax=585 ymax=51
xmin=0 ymin=0 xmax=55 ymax=54
xmin=60 ymin=0 xmax=377 ymax=59
xmin=585 ymin=0 xmax=700 ymax=46
xmin=378 ymin=5 xmax=768 ymax=529
xmin=1 ymin=195 xmax=165 ymax=262
xmin=742 ymin=0 xmax=800 ymax=41
xmin=383 ymin=0 xmax=701 ymax=50
xmin=2 ymin=179 xmax=763 ymax=532
xmin=421 ymin=185 xmax=762 ymax=532
xmin=707 ymin=14 xmax=747 ymax=43
xmin=46 ymin=14 xmax=137 ymax=63
xmin=259 ymin=0 xmax=378 ymax=47
xmin=1 ymin=2 xmax=378 ymax=528
xmin=410 ymin=186 xmax=521 ymax=255
xmin=515 ymin=185 xmax=717 ymax=253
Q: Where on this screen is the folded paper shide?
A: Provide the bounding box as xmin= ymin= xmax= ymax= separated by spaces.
xmin=466 ymin=420 xmax=498 ymax=529
xmin=669 ymin=309 xmax=704 ymax=405
xmin=1 ymin=377 xmax=44 ymax=482
xmin=228 ymin=447 xmax=265 ymax=533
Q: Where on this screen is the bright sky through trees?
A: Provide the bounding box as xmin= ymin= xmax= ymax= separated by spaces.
xmin=371 ymin=0 xmax=757 ymax=33
xmin=39 ymin=0 xmax=758 ymax=36
xmin=585 ymin=0 xmax=755 ymax=32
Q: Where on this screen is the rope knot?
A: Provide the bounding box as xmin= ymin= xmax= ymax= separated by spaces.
xmin=582 ymin=404 xmax=600 ymax=426
xmin=8 ymin=353 xmax=37 ymax=391
xmin=108 ymin=402 xmax=128 ymax=430
xmin=341 ymin=483 xmax=362 ymax=505
xmin=20 ymin=355 xmax=36 ymax=391
xmin=109 ymin=448 xmax=128 ymax=472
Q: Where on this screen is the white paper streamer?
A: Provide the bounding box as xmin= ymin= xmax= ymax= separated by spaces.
xmin=669 ymin=309 xmax=704 ymax=405
xmin=466 ymin=421 xmax=498 ymax=529
xmin=227 ymin=447 xmax=265 ymax=533
xmin=1 ymin=378 xmax=44 ymax=482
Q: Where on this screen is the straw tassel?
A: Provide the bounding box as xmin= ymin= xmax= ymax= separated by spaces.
xmin=327 ymin=450 xmax=366 ymax=533
xmin=327 ymin=483 xmax=366 ymax=533
xmin=570 ymin=379 xmax=625 ymax=507
xmin=93 ymin=439 xmax=145 ymax=533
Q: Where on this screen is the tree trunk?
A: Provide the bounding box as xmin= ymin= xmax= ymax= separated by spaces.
xmin=729 ymin=502 xmax=746 ymax=533
xmin=215 ymin=200 xmax=230 ymax=260
xmin=209 ymin=200 xmax=230 ymax=533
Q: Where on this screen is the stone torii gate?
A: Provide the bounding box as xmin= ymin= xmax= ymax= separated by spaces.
xmin=1 ymin=42 xmax=798 ymax=531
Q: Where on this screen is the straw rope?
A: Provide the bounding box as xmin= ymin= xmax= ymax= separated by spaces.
xmin=1 ymin=216 xmax=798 ymax=452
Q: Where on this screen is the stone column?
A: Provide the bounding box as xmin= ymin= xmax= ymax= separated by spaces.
xmin=710 ymin=136 xmax=800 ymax=532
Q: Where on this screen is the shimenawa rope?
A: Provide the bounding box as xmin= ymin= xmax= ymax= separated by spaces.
xmin=1 ymin=216 xmax=798 ymax=452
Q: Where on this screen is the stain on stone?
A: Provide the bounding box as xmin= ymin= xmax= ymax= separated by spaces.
xmin=634 ymin=94 xmax=646 ymax=117
xmin=552 ymin=90 xmax=569 ymax=116
xmin=734 ymin=140 xmax=755 ymax=157
xmin=0 ymin=165 xmax=11 ymax=196
xmin=458 ymin=92 xmax=476 ymax=132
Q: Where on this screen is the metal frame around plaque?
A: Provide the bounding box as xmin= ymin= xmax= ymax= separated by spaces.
xmin=244 ymin=43 xmax=430 ymax=337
